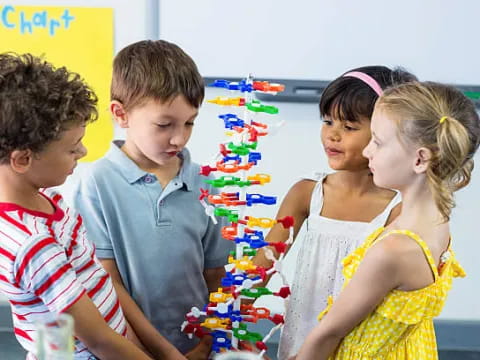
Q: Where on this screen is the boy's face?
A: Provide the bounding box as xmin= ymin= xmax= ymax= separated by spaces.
xmin=116 ymin=95 xmax=198 ymax=168
xmin=27 ymin=124 xmax=87 ymax=188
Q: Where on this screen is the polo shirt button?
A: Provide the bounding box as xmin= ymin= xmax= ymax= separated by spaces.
xmin=144 ymin=175 xmax=154 ymax=183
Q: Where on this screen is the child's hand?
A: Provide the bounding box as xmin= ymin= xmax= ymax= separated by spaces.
xmin=185 ymin=336 xmax=213 ymax=360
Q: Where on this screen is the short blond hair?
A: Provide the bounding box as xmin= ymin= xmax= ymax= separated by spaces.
xmin=378 ymin=81 xmax=480 ymax=222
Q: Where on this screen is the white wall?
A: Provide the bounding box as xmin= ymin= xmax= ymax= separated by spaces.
xmin=159 ymin=0 xmax=480 ymax=85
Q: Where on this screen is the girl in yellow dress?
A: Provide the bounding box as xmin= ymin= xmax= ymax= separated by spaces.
xmin=294 ymin=81 xmax=480 ymax=360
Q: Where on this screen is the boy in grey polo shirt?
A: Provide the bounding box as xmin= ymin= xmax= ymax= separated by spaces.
xmin=72 ymin=40 xmax=232 ymax=359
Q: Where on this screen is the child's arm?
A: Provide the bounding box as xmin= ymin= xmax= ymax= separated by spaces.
xmin=295 ymin=235 xmax=404 ymax=360
xmin=65 ymin=293 xmax=154 ymax=360
xmin=101 ymin=258 xmax=188 ymax=360
xmin=203 ymin=266 xmax=226 ymax=292
xmin=253 ymin=179 xmax=315 ymax=279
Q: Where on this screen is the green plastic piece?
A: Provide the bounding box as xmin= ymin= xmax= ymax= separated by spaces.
xmin=204 ymin=175 xmax=256 ymax=188
xmin=233 ymin=324 xmax=263 ymax=342
xmin=231 ymin=247 xmax=257 ymax=257
xmin=227 ymin=142 xmax=258 ymax=156
xmin=204 ymin=176 xmax=241 ymax=188
xmin=240 ymin=287 xmax=273 ymax=299
xmin=246 ymin=100 xmax=279 ymax=114
xmin=214 ymin=207 xmax=239 ymax=222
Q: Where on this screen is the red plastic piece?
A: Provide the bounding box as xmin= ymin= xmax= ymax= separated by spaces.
xmin=252 ymin=81 xmax=285 ymax=93
xmin=200 ymin=165 xmax=216 ymax=176
xmin=268 ymin=241 xmax=287 ymax=254
xmin=256 ymin=341 xmax=268 ymax=351
xmin=277 ymin=215 xmax=294 ymax=229
xmin=199 ymin=188 xmax=210 ymax=200
xmin=186 ymin=315 xmax=199 ymax=322
xmin=251 ymin=120 xmax=267 ymax=129
xmin=275 ymin=286 xmax=291 ymax=299
xmin=269 ymin=314 xmax=285 ymax=325
xmin=219 ymin=143 xmax=230 ymax=156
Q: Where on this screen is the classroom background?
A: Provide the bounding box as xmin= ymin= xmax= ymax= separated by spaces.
xmin=1 ymin=0 xmax=479 ymax=358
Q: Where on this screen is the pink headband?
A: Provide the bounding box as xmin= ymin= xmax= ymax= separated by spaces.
xmin=343 ymin=71 xmax=383 ymax=96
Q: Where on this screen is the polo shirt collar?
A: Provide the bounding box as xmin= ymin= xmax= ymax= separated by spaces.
xmin=106 ymin=141 xmax=195 ymax=191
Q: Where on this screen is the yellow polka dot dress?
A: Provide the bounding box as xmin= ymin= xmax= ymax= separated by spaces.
xmin=318 ymin=227 xmax=466 ymax=360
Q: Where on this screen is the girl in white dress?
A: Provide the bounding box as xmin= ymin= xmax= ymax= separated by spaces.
xmin=254 ymin=66 xmax=417 ymax=360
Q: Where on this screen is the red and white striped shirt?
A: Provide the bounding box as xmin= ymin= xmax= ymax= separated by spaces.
xmin=0 ymin=191 xmax=126 ymax=359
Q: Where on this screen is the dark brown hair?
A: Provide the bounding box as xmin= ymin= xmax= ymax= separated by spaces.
xmin=111 ymin=40 xmax=204 ymax=111
xmin=320 ymin=65 xmax=417 ymax=122
xmin=0 ymin=53 xmax=98 ymax=164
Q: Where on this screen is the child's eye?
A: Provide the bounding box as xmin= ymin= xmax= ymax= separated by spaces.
xmin=344 ymin=125 xmax=358 ymax=131
xmin=156 ymin=123 xmax=170 ymax=128
xmin=322 ymin=119 xmax=332 ymax=125
xmin=186 ymin=122 xmax=195 ymax=127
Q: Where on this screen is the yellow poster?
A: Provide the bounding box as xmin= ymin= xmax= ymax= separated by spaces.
xmin=0 ymin=5 xmax=114 ymax=161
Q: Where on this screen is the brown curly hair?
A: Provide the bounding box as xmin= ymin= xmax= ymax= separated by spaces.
xmin=0 ymin=53 xmax=98 ymax=164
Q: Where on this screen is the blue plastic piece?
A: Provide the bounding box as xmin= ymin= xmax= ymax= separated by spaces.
xmin=223 ymin=154 xmax=241 ymax=163
xmin=210 ymin=79 xmax=253 ymax=92
xmin=234 ymin=231 xmax=269 ymax=249
xmin=214 ymin=303 xmax=234 ymax=318
xmin=248 ymin=152 xmax=262 ymax=165
xmin=246 ymin=194 xmax=277 ymax=206
xmin=222 ymin=272 xmax=261 ymax=287
xmin=219 ymin=113 xmax=245 ymax=129
xmin=210 ymin=330 xmax=232 ymax=352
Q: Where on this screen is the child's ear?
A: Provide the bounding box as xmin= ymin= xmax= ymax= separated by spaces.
xmin=10 ymin=149 xmax=33 ymax=173
xmin=110 ymin=101 xmax=128 ymax=128
xmin=413 ymin=147 xmax=432 ymax=174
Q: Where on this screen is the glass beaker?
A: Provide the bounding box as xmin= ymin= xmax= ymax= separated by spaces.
xmin=36 ymin=313 xmax=74 ymax=360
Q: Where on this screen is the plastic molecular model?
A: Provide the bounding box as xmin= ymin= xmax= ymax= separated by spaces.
xmin=181 ymin=76 xmax=295 ymax=359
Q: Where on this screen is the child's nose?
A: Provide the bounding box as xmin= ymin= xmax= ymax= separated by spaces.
xmin=362 ymin=142 xmax=371 ymax=159
xmin=170 ymin=130 xmax=186 ymax=147
xmin=328 ymin=128 xmax=341 ymax=142
xmin=76 ymin=144 xmax=87 ymax=159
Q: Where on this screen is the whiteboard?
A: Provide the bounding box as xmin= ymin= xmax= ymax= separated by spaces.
xmin=159 ymin=0 xmax=480 ymax=85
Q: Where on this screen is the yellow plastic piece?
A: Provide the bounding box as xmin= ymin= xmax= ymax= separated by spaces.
xmin=208 ymin=96 xmax=243 ymax=106
xmin=201 ymin=317 xmax=229 ymax=329
xmin=230 ymin=256 xmax=256 ymax=271
xmin=247 ymin=173 xmax=271 ymax=185
xmin=209 ymin=288 xmax=232 ymax=303
xmin=247 ymin=217 xmax=277 ymax=228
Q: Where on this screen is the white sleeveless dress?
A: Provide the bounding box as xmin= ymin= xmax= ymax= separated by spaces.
xmin=278 ymin=173 xmax=400 ymax=360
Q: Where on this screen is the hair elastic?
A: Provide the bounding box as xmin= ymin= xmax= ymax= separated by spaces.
xmin=439 ymin=116 xmax=448 ymax=124
xmin=343 ymin=71 xmax=384 ymax=96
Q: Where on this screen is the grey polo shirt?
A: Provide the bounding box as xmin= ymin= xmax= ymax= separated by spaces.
xmin=72 ymin=141 xmax=231 ymax=353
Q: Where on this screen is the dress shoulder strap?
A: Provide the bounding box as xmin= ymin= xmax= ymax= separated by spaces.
xmin=375 ymin=229 xmax=439 ymax=281
xmin=307 ymin=173 xmax=327 ymax=216
xmin=371 ymin=191 xmax=401 ymax=227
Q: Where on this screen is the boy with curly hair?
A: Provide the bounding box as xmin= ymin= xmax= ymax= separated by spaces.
xmin=0 ymin=53 xmax=154 ymax=360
